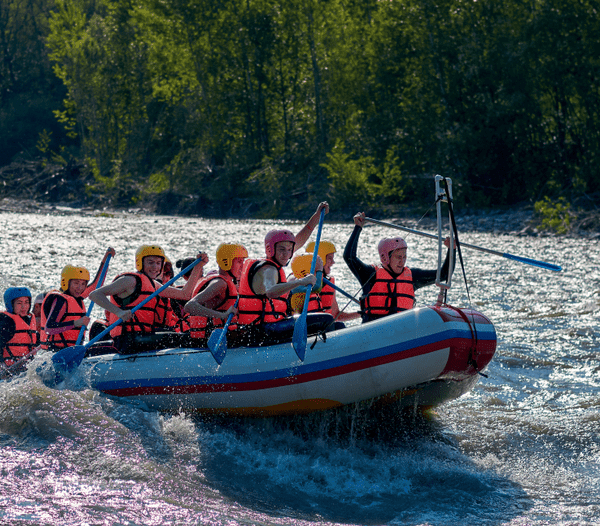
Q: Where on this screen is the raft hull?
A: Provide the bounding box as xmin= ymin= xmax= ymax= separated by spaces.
xmin=83 ymin=305 xmax=496 ymax=416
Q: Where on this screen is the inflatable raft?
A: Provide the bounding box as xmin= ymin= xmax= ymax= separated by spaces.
xmin=79 ymin=304 xmax=496 ymax=416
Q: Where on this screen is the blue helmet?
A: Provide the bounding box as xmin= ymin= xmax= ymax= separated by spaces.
xmin=3 ymin=287 xmax=32 ymax=314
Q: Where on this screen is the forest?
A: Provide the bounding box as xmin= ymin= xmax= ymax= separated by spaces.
xmin=0 ymin=0 xmax=599 ymax=223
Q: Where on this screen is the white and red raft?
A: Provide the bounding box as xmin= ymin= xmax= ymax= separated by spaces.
xmin=79 ymin=304 xmax=496 ymax=416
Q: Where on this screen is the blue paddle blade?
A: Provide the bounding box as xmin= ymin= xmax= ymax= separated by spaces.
xmin=292 ymin=311 xmax=308 ymax=360
xmin=207 ymin=329 xmax=226 ymax=365
xmin=51 ymin=345 xmax=87 ymax=374
xmin=502 ymin=253 xmax=562 ymax=272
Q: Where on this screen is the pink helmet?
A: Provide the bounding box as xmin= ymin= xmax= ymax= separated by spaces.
xmin=265 ymin=229 xmax=296 ymax=259
xmin=378 ymin=237 xmax=407 ymax=265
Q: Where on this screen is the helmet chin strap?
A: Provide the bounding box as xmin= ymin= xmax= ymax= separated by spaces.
xmin=384 ymin=263 xmax=405 ymax=278
xmin=227 ymin=270 xmax=239 ymax=285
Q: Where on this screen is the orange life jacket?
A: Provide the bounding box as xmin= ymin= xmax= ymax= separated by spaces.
xmin=107 ymin=272 xmax=160 ymax=338
xmin=184 ymin=274 xmax=239 ymax=339
xmin=362 ymin=266 xmax=415 ymax=319
xmin=40 ymin=291 xmax=87 ymax=349
xmin=237 ymin=259 xmax=289 ymax=325
xmin=1 ymin=312 xmax=37 ymax=367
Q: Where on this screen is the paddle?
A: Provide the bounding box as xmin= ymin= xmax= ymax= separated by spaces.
xmin=206 ymin=298 xmax=239 ymax=365
xmin=292 ymin=208 xmax=326 ymax=360
xmin=323 ymin=277 xmax=360 ymax=305
xmin=364 ymin=217 xmax=562 ymax=272
xmin=75 ymin=253 xmax=112 ymax=346
xmin=52 ymin=257 xmax=204 ymax=374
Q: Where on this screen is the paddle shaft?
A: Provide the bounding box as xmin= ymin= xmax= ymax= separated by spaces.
xmin=364 ymin=217 xmax=562 ymax=272
xmin=84 ymin=257 xmax=203 ymax=348
xmin=323 ymin=278 xmax=360 ymax=305
xmin=76 ymin=253 xmax=112 ymax=345
xmin=208 ymin=298 xmax=239 ymax=364
xmin=293 ymin=209 xmax=326 ymax=359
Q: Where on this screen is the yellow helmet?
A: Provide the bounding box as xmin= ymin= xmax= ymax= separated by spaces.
xmin=60 ymin=265 xmax=90 ymax=291
xmin=306 ymin=240 xmax=336 ymax=263
xmin=135 ymin=245 xmax=165 ymax=271
xmin=290 ymin=253 xmax=314 ymax=279
xmin=216 ymin=243 xmax=248 ymax=271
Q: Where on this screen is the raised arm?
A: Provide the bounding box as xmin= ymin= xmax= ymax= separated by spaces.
xmin=294 ymin=202 xmax=329 ymax=252
xmin=343 ymin=213 xmax=377 ymax=291
xmin=84 ymin=247 xmax=116 ymax=298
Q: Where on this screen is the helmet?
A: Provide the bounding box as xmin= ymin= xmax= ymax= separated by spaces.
xmin=60 ymin=265 xmax=90 ymax=291
xmin=34 ymin=293 xmax=46 ymax=306
xmin=291 ymin=254 xmax=314 ymax=278
xmin=306 ymin=240 xmax=336 ymax=263
xmin=216 ymin=243 xmax=248 ymax=271
xmin=265 ymin=229 xmax=295 ymax=259
xmin=135 ymin=245 xmax=165 ymax=272
xmin=378 ymin=237 xmax=407 ymax=266
xmin=4 ymin=287 xmax=31 ymax=314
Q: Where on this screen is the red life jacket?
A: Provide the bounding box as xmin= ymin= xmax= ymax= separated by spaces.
xmin=1 ymin=312 xmax=37 ymax=367
xmin=307 ymin=275 xmax=335 ymax=313
xmin=362 ymin=266 xmax=415 ymax=319
xmin=306 ymin=292 xmax=323 ymax=313
xmin=40 ymin=291 xmax=87 ymax=350
xmin=237 ymin=259 xmax=289 ymax=325
xmin=184 ymin=274 xmax=238 ymax=339
xmin=107 ymin=272 xmax=160 ymax=338
xmin=320 ymin=275 xmax=335 ymax=312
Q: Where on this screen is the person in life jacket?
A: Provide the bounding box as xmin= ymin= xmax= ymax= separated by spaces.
xmin=41 ymin=247 xmax=115 ymax=351
xmin=0 ymin=287 xmax=37 ymax=376
xmin=164 ymin=256 xmax=204 ymax=332
xmin=288 ymin=253 xmax=324 ymax=314
xmin=183 ymin=243 xmax=248 ymax=341
xmin=32 ymin=292 xmax=47 ymax=340
xmin=304 ymin=240 xmax=361 ymax=326
xmin=155 ymin=256 xmax=176 ymax=329
xmin=237 ymin=202 xmax=329 ymax=330
xmin=89 ymin=245 xmax=207 ymax=352
xmin=344 ymin=212 xmax=454 ymax=323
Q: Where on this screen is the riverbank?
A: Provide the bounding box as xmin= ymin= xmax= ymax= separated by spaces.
xmin=2 ymin=160 xmax=599 ymax=238
xmin=2 ymin=194 xmax=599 ymax=239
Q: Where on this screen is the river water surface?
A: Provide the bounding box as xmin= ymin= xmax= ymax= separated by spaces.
xmin=0 ymin=208 xmax=598 ymax=525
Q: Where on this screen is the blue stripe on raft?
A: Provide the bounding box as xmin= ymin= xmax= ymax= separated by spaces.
xmin=95 ymin=327 xmax=493 ymax=394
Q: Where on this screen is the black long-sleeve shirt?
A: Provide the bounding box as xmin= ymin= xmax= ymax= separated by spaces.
xmin=343 ymin=225 xmax=453 ymax=301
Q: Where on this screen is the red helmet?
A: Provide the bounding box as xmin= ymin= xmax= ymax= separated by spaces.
xmin=265 ymin=229 xmax=295 ymax=259
xmin=378 ymin=237 xmax=407 ymax=265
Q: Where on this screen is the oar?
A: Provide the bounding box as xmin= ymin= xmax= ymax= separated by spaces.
xmin=323 ymin=277 xmax=360 ymax=305
xmin=52 ymin=257 xmax=203 ymax=374
xmin=364 ymin=217 xmax=562 ymax=272
xmin=75 ymin=253 xmax=112 ymax=346
xmin=206 ymin=298 xmax=238 ymax=365
xmin=292 ymin=208 xmax=326 ymax=360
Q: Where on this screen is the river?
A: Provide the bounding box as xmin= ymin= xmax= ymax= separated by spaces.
xmin=0 ymin=206 xmax=599 ymax=525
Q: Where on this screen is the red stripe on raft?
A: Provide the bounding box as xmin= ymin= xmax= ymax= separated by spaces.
xmin=103 ymin=336 xmax=480 ymax=398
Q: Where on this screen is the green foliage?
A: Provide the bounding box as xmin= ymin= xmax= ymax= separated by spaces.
xmin=534 ymin=196 xmax=571 ymax=234
xmin=1 ymin=0 xmax=598 ymax=215
xmin=321 ymin=141 xmax=380 ymax=211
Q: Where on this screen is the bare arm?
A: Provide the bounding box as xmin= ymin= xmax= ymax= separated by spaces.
xmin=184 ymin=279 xmax=233 ymax=321
xmin=329 ymin=293 xmax=361 ymax=322
xmin=254 ymin=266 xmax=316 ymax=299
xmin=84 ymin=247 xmax=116 ymax=298
xmin=293 ymin=202 xmax=329 ymax=252
xmin=159 ymin=253 xmax=208 ymax=300
xmin=89 ymin=275 xmax=138 ymax=322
